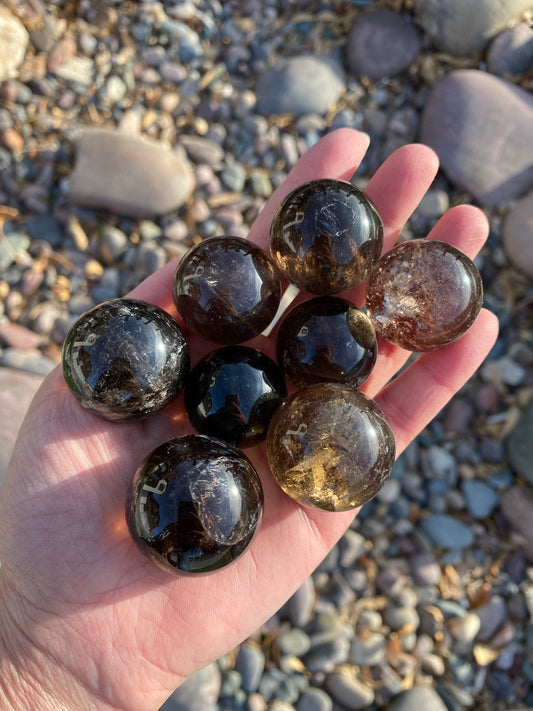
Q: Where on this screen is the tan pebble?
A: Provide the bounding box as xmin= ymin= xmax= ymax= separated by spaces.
xmin=67 ymin=215 xmax=89 ymax=251
xmin=473 ymin=644 xmax=499 ymax=666
xmin=85 ymin=259 xmax=104 ymax=280
xmin=0 ymin=280 xmax=9 ymax=301
xmin=1 ymin=128 xmax=24 ymax=153
xmin=52 ymin=275 xmax=72 ymax=302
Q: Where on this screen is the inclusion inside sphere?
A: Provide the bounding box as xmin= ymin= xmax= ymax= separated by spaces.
xmin=185 ymin=346 xmax=287 ymax=447
xmin=62 ymin=298 xmax=189 ymax=420
xmin=365 ymin=239 xmax=483 ymax=351
xmin=266 ymin=383 xmax=395 ymax=512
xmin=173 ymin=236 xmax=282 ymax=344
xmin=126 ymin=435 xmax=263 ymax=574
xmin=270 ymin=178 xmax=384 ymax=295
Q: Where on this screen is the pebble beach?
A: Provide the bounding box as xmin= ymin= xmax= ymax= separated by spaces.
xmin=1 ymin=1 xmax=533 ymax=710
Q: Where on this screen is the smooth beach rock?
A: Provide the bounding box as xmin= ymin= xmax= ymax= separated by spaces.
xmin=506 ymin=401 xmax=533 ymax=484
xmin=69 ymin=129 xmax=195 ymax=216
xmin=388 ymin=685 xmax=448 ymax=711
xmin=256 ymin=55 xmax=345 ymax=116
xmin=501 ymin=487 xmax=533 ymax=561
xmin=503 ymin=192 xmax=533 ymax=276
xmin=346 ymin=9 xmax=421 ymax=80
xmin=487 ymin=23 xmax=533 ymax=77
xmin=420 ymin=70 xmax=533 ymax=206
xmin=0 ymin=7 xmax=29 ymax=82
xmin=413 ymin=0 xmax=533 ymax=56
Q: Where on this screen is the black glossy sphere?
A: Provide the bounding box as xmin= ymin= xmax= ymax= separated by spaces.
xmin=173 ymin=236 xmax=282 ymax=344
xmin=277 ymin=296 xmax=377 ymax=387
xmin=126 ymin=435 xmax=263 ymax=574
xmin=270 ymin=179 xmax=383 ymax=295
xmin=62 ymin=298 xmax=189 ymax=420
xmin=185 ymin=346 xmax=287 ymax=447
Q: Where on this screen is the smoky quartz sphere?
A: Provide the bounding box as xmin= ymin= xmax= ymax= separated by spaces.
xmin=366 ymin=239 xmax=483 ymax=352
xmin=266 ymin=383 xmax=395 ymax=512
xmin=185 ymin=346 xmax=287 ymax=448
xmin=126 ymin=435 xmax=263 ymax=574
xmin=173 ymin=236 xmax=282 ymax=344
xmin=270 ymin=179 xmax=383 ymax=295
xmin=62 ymin=298 xmax=189 ymax=420
xmin=277 ymin=296 xmax=377 ymax=387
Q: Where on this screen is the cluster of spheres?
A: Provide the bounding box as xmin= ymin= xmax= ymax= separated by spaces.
xmin=62 ymin=178 xmax=483 ymax=575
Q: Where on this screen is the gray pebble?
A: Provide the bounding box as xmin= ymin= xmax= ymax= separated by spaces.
xmin=475 ymin=595 xmax=507 ymax=642
xmin=487 ymin=23 xmax=533 ymax=77
xmin=462 ymin=479 xmax=498 ymax=518
xmin=157 ymin=663 xmax=221 ymax=711
xmin=413 ymin=0 xmax=533 ymax=56
xmin=411 ymin=553 xmax=442 ymax=586
xmin=235 ymin=644 xmax=265 ymax=694
xmin=0 ymin=348 xmax=56 ymax=376
xmin=99 ymin=226 xmax=128 ymax=265
xmin=350 ymin=631 xmax=387 ymax=666
xmin=416 ymin=189 xmax=450 ymax=218
xmin=221 ymin=156 xmax=247 ymax=192
xmin=388 ymin=685 xmax=448 ymax=711
xmin=422 ymin=513 xmax=473 ymax=549
xmin=420 ymin=70 xmax=533 ymax=206
xmin=326 ymin=673 xmax=374 ymax=710
xmin=256 ymin=55 xmax=344 ymax=117
xmin=296 ymin=687 xmax=332 ymax=711
xmin=258 ymin=668 xmax=298 ymax=704
xmin=180 ymin=134 xmax=225 ymax=168
xmin=506 ymin=401 xmax=533 ymax=485
xmin=384 ymin=605 xmax=420 ymax=632
xmin=277 ymin=629 xmax=311 ymax=658
xmin=504 ymin=190 xmax=533 ymax=274
xmin=304 ymin=636 xmax=350 ymax=674
xmin=346 ymin=9 xmax=421 ymax=80
xmin=25 ymin=216 xmax=64 ymax=247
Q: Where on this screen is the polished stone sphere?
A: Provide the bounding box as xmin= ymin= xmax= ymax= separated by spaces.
xmin=185 ymin=346 xmax=287 ymax=447
xmin=62 ymin=298 xmax=189 ymax=420
xmin=270 ymin=179 xmax=383 ymax=295
xmin=267 ymin=383 xmax=395 ymax=512
xmin=173 ymin=236 xmax=282 ymax=344
xmin=366 ymin=239 xmax=483 ymax=351
xmin=276 ymin=296 xmax=377 ymax=387
xmin=126 ymin=435 xmax=263 ymax=574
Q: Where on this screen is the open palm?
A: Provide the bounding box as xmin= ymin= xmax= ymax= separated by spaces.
xmin=0 ymin=129 xmax=498 ymax=711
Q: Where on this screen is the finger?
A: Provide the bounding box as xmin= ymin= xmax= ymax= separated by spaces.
xmin=426 ymin=203 xmax=489 ymax=258
xmin=248 ymin=128 xmax=370 ymax=252
xmin=365 ymin=143 xmax=440 ymax=253
xmin=376 ymin=308 xmax=499 ymax=456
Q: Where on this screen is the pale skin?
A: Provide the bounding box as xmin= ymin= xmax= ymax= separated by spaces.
xmin=0 ymin=128 xmax=498 ymax=710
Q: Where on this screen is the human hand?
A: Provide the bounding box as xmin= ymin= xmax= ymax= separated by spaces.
xmin=0 ymin=128 xmax=498 ymax=711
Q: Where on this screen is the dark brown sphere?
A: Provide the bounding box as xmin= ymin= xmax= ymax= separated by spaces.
xmin=62 ymin=298 xmax=189 ymax=420
xmin=366 ymin=239 xmax=483 ymax=351
xmin=270 ymin=179 xmax=383 ymax=295
xmin=126 ymin=435 xmax=263 ymax=574
xmin=276 ymin=296 xmax=377 ymax=387
xmin=267 ymin=383 xmax=395 ymax=512
xmin=173 ymin=236 xmax=282 ymax=344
